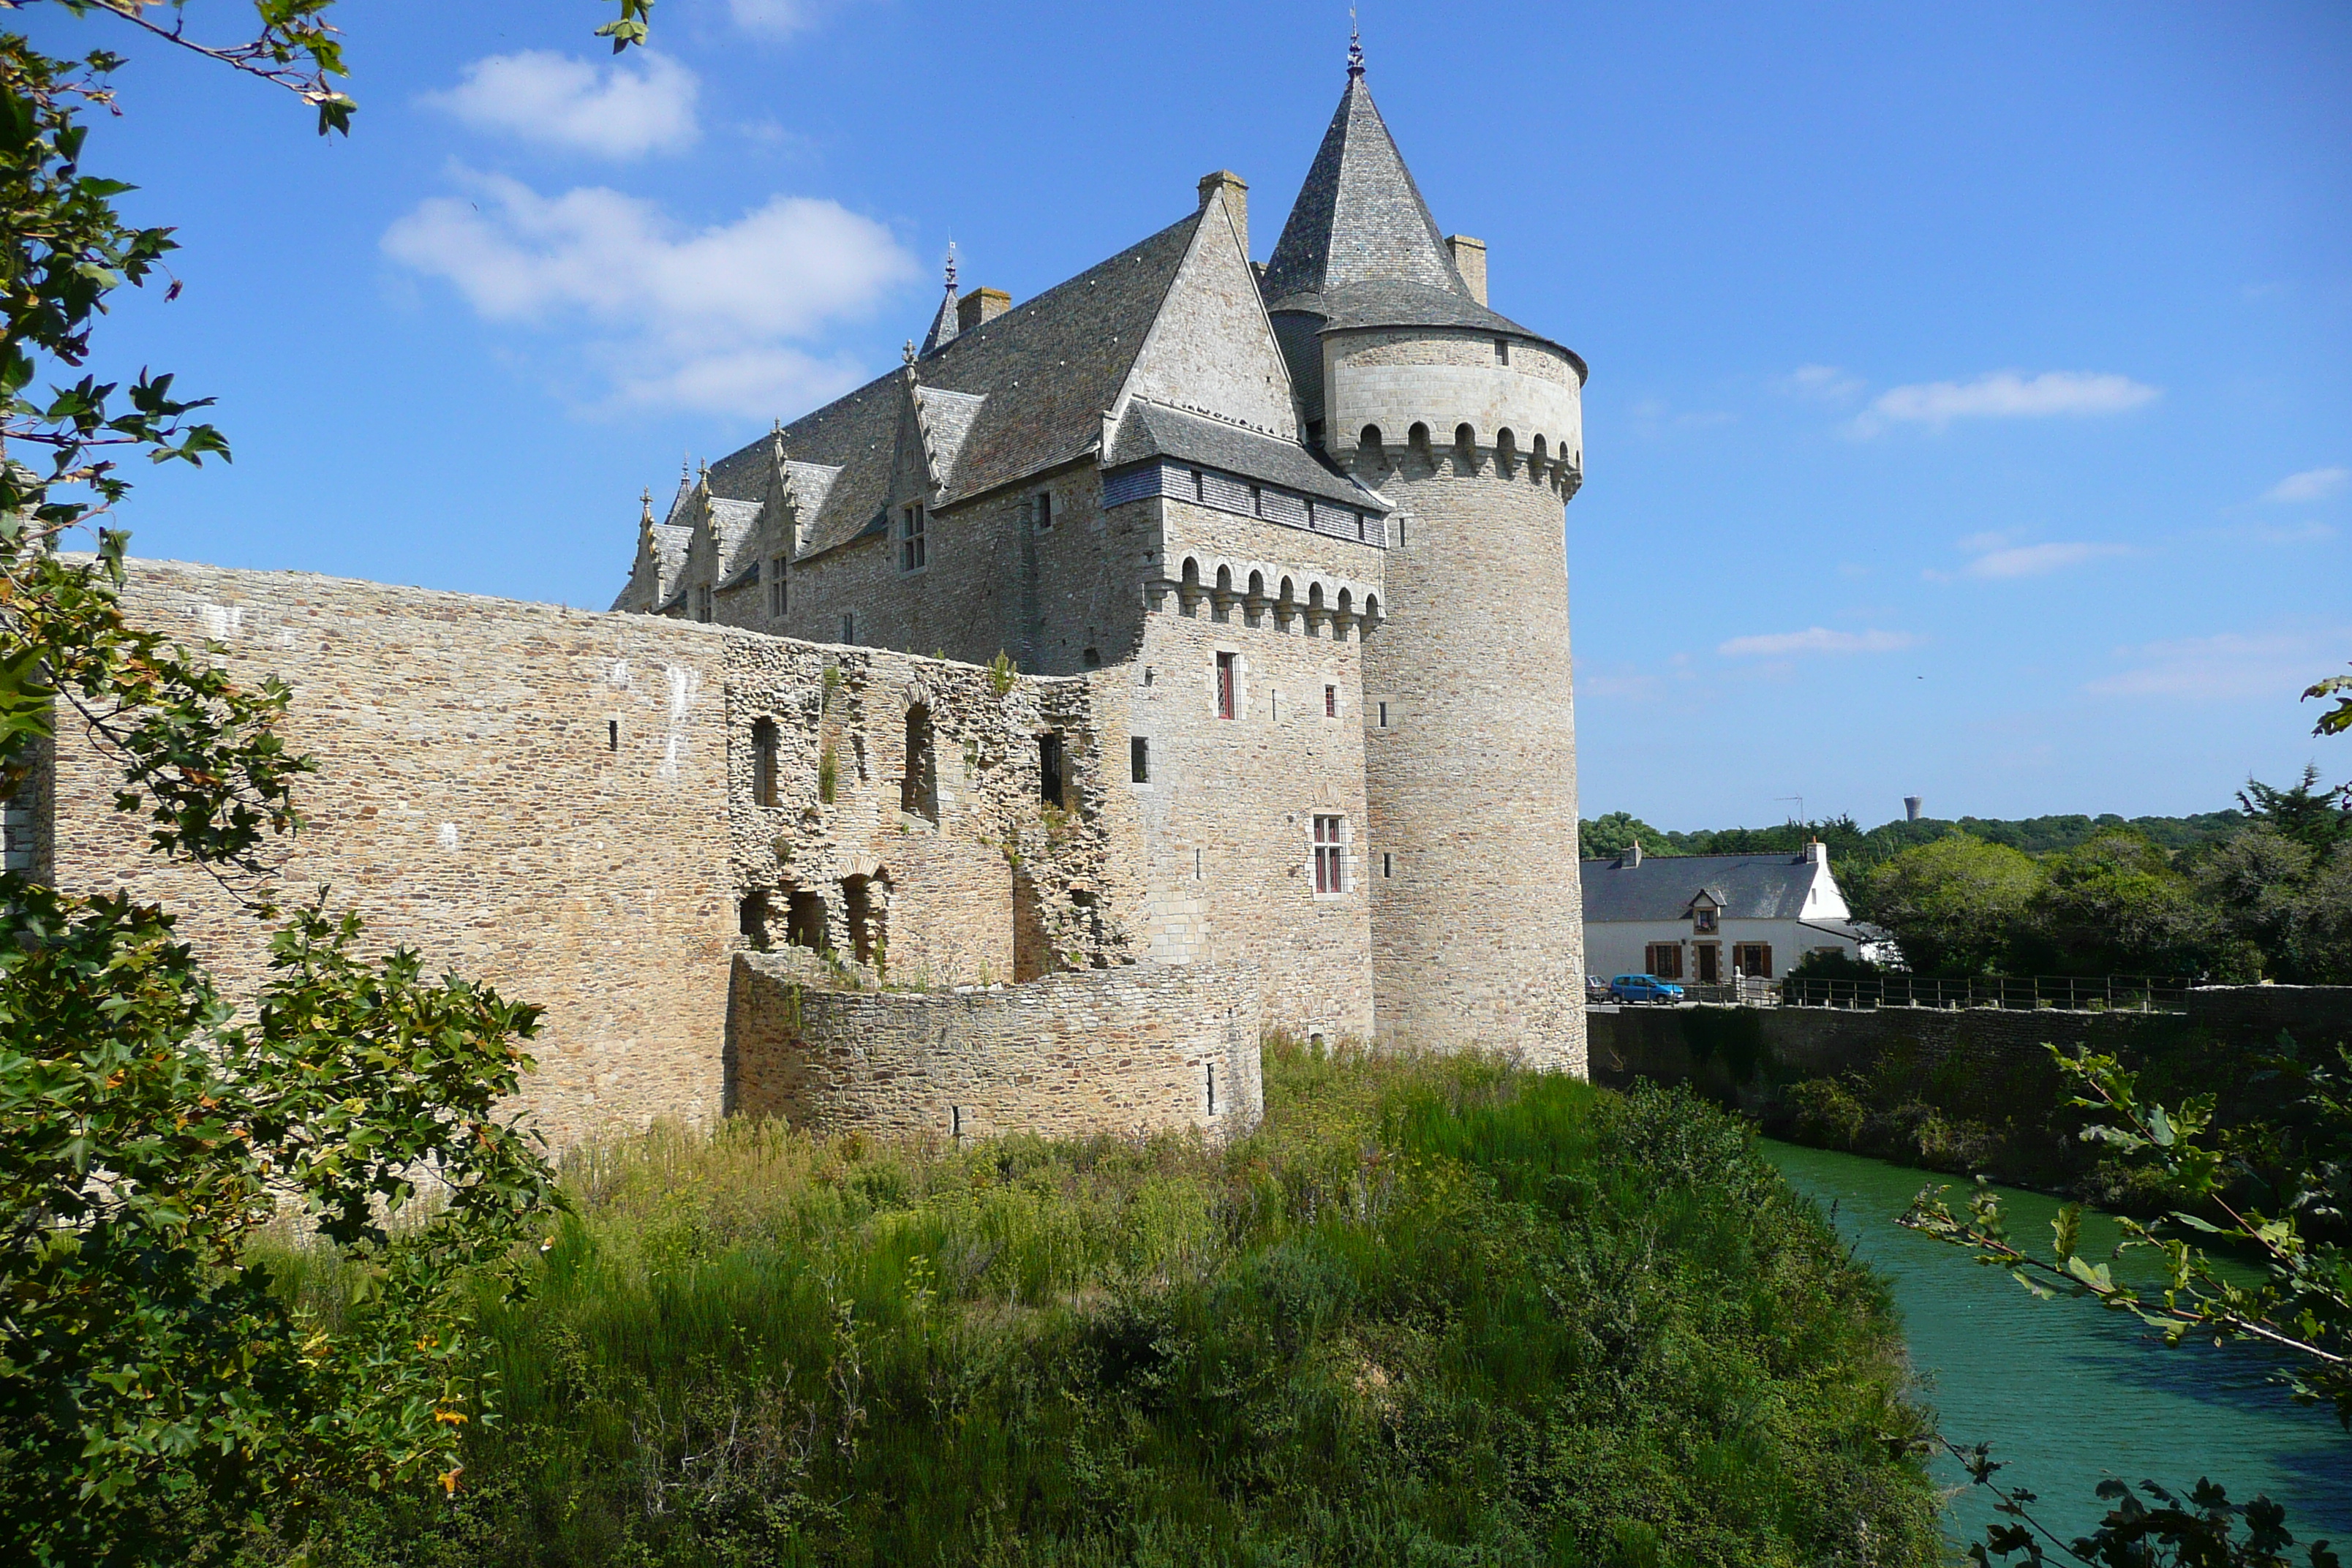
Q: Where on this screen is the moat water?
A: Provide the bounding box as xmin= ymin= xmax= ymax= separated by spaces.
xmin=1759 ymin=1140 xmax=2352 ymax=1553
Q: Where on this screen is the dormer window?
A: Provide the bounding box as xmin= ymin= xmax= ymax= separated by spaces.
xmin=900 ymin=503 xmax=927 ymax=571
xmin=1692 ymin=900 xmax=1719 ymax=934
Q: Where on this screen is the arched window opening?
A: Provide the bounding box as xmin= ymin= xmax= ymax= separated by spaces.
xmin=842 ymin=872 xmax=888 ymax=968
xmin=1531 ymin=434 xmax=1548 ymax=468
xmin=1454 ymin=423 xmax=1477 ymax=466
xmin=1215 ymin=564 xmax=1233 ymax=593
xmin=1247 ymin=569 xmax=1265 ymax=598
xmin=1408 ymin=421 xmax=1431 ymax=451
xmin=1181 ymin=557 xmax=1202 ymax=588
xmin=901 ymin=704 xmax=936 ymax=821
xmin=751 ymin=717 xmax=780 ymax=808
xmin=1496 ymin=427 xmax=1518 ymax=475
xmin=1359 ymin=424 xmax=1384 ymax=454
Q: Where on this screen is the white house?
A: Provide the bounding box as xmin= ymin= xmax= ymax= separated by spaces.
xmin=1578 ymin=842 xmax=1877 ymax=984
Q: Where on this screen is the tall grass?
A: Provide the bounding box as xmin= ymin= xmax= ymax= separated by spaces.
xmin=253 ymin=1041 xmax=1940 ymax=1567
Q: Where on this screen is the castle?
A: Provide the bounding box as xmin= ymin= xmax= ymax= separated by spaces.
xmin=26 ymin=57 xmax=1587 ymax=1150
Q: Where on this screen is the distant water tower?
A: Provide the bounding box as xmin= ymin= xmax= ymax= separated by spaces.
xmin=1904 ymin=796 xmax=1924 ymax=822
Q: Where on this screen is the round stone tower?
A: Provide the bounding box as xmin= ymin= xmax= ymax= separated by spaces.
xmin=1262 ymin=56 xmax=1588 ymax=1070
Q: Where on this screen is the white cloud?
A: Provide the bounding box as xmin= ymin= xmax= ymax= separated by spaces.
xmin=1961 ymin=541 xmax=2131 ymax=579
xmin=1777 ymin=363 xmax=1864 ymax=401
xmin=2087 ymin=630 xmax=2350 ymax=703
xmin=422 ymin=50 xmax=700 ymax=159
xmin=1852 ymin=370 xmax=2159 ymax=434
xmin=1717 ymin=627 xmax=1920 ymax=658
xmin=382 ymin=170 xmax=920 ymax=415
xmin=2263 ymin=466 xmax=2348 ymax=504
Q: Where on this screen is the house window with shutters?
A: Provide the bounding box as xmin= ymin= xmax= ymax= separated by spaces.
xmin=1645 ymin=943 xmax=1683 ymax=979
xmin=1312 ymin=815 xmax=1349 ymax=896
xmin=1734 ymin=943 xmax=1773 ymax=979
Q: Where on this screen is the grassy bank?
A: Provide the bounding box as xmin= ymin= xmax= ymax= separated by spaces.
xmin=257 ymin=1042 xmax=1940 ymax=1567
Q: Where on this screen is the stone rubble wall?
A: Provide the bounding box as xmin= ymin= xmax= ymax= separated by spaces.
xmin=727 ymin=952 xmax=1264 ymax=1142
xmin=35 ymin=559 xmax=1161 ymax=1153
xmin=39 ymin=560 xmax=739 ymax=1148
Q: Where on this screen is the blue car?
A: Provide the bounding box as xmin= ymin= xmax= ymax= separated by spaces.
xmin=1608 ymin=973 xmax=1684 ymax=1004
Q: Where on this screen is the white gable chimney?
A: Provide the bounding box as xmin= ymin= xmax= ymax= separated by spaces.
xmin=1624 ymin=840 xmax=1641 ymax=867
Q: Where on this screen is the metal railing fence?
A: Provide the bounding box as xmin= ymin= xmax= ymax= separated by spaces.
xmin=1777 ymin=973 xmax=2196 ymax=1014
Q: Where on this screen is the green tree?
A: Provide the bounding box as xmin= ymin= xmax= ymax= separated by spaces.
xmin=2239 ymin=766 xmax=2352 ymax=861
xmin=1852 ymin=834 xmax=2043 ymax=976
xmin=1578 ymin=810 xmax=1674 ymax=857
xmin=2019 ymin=829 xmax=2234 ymax=979
xmin=1 ymin=4 xmax=647 ymax=1561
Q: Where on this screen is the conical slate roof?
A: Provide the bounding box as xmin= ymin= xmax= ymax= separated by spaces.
xmin=1262 ymin=76 xmax=1465 ymax=312
xmin=1262 ymin=69 xmax=1574 ymax=367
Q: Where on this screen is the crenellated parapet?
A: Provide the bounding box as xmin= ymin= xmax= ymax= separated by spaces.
xmin=1145 ymin=553 xmax=1384 ymax=643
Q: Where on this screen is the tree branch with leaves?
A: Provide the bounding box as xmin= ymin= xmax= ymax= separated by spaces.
xmin=1 ymin=4 xmax=653 ymax=1561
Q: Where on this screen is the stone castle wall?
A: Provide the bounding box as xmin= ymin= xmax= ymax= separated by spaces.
xmin=37 ymin=558 xmax=1246 ymax=1153
xmin=39 ymin=560 xmax=739 ymax=1147
xmin=728 ymin=953 xmax=1264 ymax=1142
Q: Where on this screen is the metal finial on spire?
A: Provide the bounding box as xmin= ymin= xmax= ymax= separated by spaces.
xmin=640 ymin=487 xmax=653 ymax=522
xmin=1347 ymin=4 xmax=1363 ymax=77
xmin=902 ymin=339 xmax=917 ymax=366
xmin=943 ymin=241 xmax=958 ymax=290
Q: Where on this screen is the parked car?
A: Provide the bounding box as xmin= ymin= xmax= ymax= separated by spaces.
xmin=1607 ymin=973 xmax=1685 ymax=1004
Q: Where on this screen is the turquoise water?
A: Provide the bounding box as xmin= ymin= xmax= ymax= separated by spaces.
xmin=1760 ymin=1139 xmax=2351 ymax=1553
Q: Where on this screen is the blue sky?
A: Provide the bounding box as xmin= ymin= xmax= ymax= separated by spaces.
xmin=32 ymin=0 xmax=2352 ymax=830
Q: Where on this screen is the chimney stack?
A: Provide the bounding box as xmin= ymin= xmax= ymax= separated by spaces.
xmin=1197 ymin=170 xmax=1248 ymax=257
xmin=1624 ymin=840 xmax=1641 ymax=867
xmin=1446 ymin=235 xmax=1488 ymax=305
xmin=1806 ymin=840 xmax=1828 ymax=866
xmin=957 ymin=287 xmax=1011 ymax=332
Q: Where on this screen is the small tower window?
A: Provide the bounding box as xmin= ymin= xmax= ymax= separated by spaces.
xmin=751 ymin=717 xmax=780 ymax=808
xmin=1130 ymin=736 xmax=1150 ymax=783
xmin=768 ymin=558 xmax=788 ymax=617
xmin=1383 ymin=851 xmax=1393 ymax=878
xmin=1494 ymin=338 xmax=1510 ymax=366
xmin=841 ymin=612 xmax=855 ymax=644
xmin=1378 ymin=701 xmax=1389 ymax=728
xmin=1324 ymin=684 xmax=1337 ymax=718
xmin=696 ymin=584 xmax=715 ymax=623
xmin=1215 ymin=652 xmax=1237 ymax=720
xmin=900 ymin=503 xmax=927 ymax=571
xmin=1035 ymin=491 xmax=1054 ymax=531
xmin=1206 ymin=1063 xmax=1217 ymax=1116
xmin=608 ymin=718 xmax=620 ymax=752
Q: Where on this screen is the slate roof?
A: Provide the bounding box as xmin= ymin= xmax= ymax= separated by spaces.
xmin=704 ymin=209 xmax=1207 ymax=556
xmin=1107 ymin=400 xmax=1386 ymax=510
xmin=1260 ymin=76 xmax=1580 ymax=372
xmin=1262 ymin=77 xmax=1464 ymax=309
xmin=1578 ymin=852 xmax=1828 ymax=924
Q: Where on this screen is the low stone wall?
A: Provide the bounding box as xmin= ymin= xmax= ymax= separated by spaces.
xmin=1588 ymin=988 xmax=2351 ymax=1192
xmin=727 ymin=956 xmax=1264 ymax=1144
